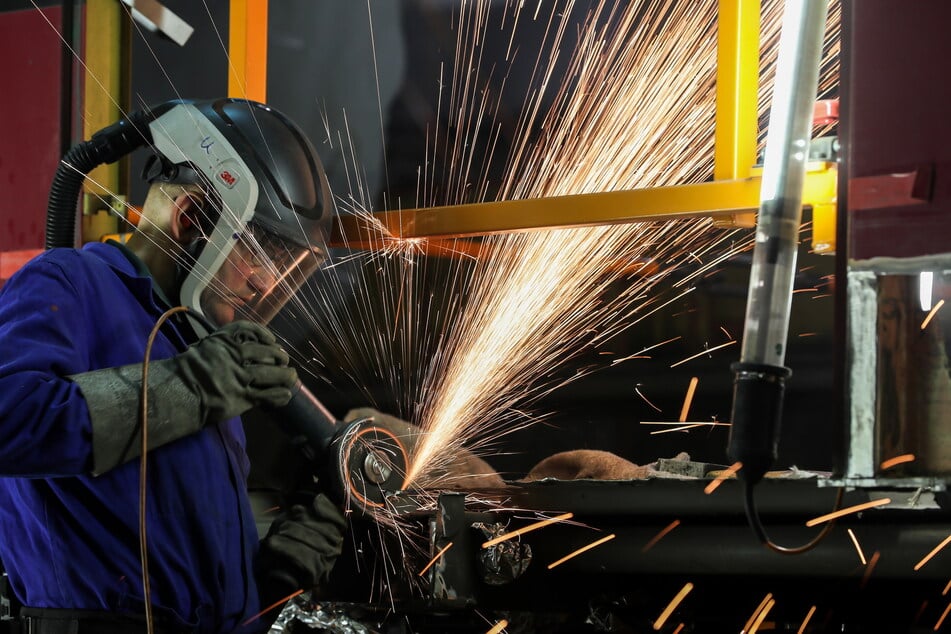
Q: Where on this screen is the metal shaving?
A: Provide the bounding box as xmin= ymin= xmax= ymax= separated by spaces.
xmin=269 ymin=594 xmax=376 ymax=633
xmin=475 ymin=522 xmax=532 ymax=585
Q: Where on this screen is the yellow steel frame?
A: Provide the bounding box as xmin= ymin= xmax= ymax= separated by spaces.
xmin=332 ymin=0 xmax=837 ymax=250
xmin=82 ymin=0 xmax=127 ymax=243
xmin=228 ymin=0 xmax=268 ymax=101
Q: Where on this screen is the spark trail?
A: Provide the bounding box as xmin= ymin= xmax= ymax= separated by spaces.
xmin=402 ymin=0 xmax=841 ymax=486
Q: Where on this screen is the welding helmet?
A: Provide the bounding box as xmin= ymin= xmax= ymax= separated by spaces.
xmin=143 ymin=98 xmax=333 ymax=327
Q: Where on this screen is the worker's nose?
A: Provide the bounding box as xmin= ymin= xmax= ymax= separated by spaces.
xmin=247 ymin=267 xmax=276 ymax=295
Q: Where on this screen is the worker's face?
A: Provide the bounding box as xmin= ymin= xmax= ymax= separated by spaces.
xmin=198 ymin=226 xmax=325 ymax=327
xmin=200 ymin=238 xmax=278 ymax=326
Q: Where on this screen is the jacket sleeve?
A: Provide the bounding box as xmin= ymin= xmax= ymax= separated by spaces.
xmin=0 ymin=258 xmax=95 ymax=476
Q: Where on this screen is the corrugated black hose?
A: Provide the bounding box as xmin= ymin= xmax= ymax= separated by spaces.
xmin=45 ymin=103 xmax=175 ymax=249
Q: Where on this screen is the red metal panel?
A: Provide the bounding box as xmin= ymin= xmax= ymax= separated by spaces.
xmin=844 ymin=1 xmax=951 ymax=260
xmin=0 ymin=7 xmax=62 ymax=253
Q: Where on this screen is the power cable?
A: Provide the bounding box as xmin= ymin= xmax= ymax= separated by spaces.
xmin=743 ymin=481 xmax=844 ymax=555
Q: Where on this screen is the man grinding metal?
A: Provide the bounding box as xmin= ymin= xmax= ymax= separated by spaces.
xmin=0 ymin=99 xmax=347 ymax=633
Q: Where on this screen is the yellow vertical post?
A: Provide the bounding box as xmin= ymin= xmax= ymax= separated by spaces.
xmin=228 ymin=0 xmax=269 ymax=101
xmin=82 ymin=0 xmax=126 ymax=242
xmin=715 ymin=0 xmax=760 ymax=228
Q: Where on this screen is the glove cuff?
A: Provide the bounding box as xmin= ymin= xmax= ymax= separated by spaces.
xmin=70 ymin=358 xmax=202 ymax=475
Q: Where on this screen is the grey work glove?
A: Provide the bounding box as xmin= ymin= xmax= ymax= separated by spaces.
xmin=256 ymin=493 xmax=347 ymax=607
xmin=70 ymin=320 xmax=297 ymax=475
xmin=176 ymin=320 xmax=297 ymax=424
xmin=343 ymin=408 xmax=505 ymax=489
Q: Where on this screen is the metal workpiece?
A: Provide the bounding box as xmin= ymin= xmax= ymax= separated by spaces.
xmin=426 ymin=493 xmax=477 ymax=608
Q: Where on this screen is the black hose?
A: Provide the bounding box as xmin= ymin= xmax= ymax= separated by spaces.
xmin=45 ymin=104 xmax=177 ymax=250
xmin=45 ymin=141 xmax=105 ymax=249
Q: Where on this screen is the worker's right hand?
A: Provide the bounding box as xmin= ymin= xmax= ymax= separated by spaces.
xmin=176 ymin=320 xmax=298 ymax=425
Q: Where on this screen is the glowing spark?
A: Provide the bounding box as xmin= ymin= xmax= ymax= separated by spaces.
xmin=915 ymin=535 xmax=951 ymax=571
xmin=861 ymin=551 xmax=881 ymax=589
xmin=240 ymin=589 xmax=303 ymax=627
xmin=798 ymin=332 xmax=817 ymax=337
xmin=635 ymin=385 xmax=663 ymax=413
xmin=642 ymin=520 xmax=681 ymax=553
xmin=482 ymin=512 xmax=573 ymax=548
xmin=720 ymin=326 xmax=733 ymax=340
xmin=797 ymin=605 xmax=817 ymax=634
xmin=547 ymin=533 xmax=616 ymax=569
xmin=670 ymin=340 xmax=737 ymax=368
xmin=880 ymin=453 xmax=916 ymax=470
xmin=936 ymin=602 xmax=951 ymax=632
xmin=749 ymin=598 xmax=775 ymax=633
xmin=614 ymin=336 xmax=683 ymax=365
xmin=653 ymin=583 xmax=693 ymax=631
xmin=847 ymin=528 xmax=867 ymax=565
xmin=918 ymin=600 xmax=931 ymax=623
xmin=485 ymin=620 xmax=508 ymax=634
xmin=704 ymin=461 xmax=743 ymax=495
xmin=647 ymin=421 xmax=730 ymax=435
xmin=672 ymin=624 xmax=685 ymax=634
xmin=792 ymin=287 xmax=818 ymax=294
xmin=943 ymin=579 xmax=951 ymax=596
xmin=921 ymin=299 xmax=946 ymax=330
xmin=418 ymin=541 xmax=454 ymax=577
xmin=679 ymin=377 xmax=699 ymax=422
xmin=805 ymin=498 xmax=891 ymax=527
xmin=743 ymin=593 xmax=774 ymax=634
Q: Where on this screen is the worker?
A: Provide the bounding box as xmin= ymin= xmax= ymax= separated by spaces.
xmin=0 ymin=99 xmax=345 ymax=633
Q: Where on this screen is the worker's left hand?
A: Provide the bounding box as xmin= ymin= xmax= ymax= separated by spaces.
xmin=255 ymin=492 xmax=346 ymax=602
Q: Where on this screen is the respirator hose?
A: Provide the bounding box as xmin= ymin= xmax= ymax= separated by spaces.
xmin=45 ymin=104 xmax=175 ymax=249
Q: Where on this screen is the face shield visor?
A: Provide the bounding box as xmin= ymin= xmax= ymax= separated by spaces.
xmin=145 ymin=99 xmax=333 ymax=330
xmin=197 ymin=222 xmax=326 ymax=327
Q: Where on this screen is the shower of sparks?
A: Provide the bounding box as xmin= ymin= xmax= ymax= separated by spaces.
xmin=704 ymin=461 xmax=743 ymax=494
xmin=653 ymin=582 xmax=693 ymax=631
xmin=547 ymin=533 xmax=616 ymax=569
xmin=403 ymin=0 xmax=759 ymax=486
xmin=743 ymin=593 xmax=775 ymax=634
xmin=642 ymin=519 xmax=681 ymax=553
xmin=936 ymin=602 xmax=951 ymax=632
xmin=679 ymin=377 xmax=699 ymax=422
xmin=805 ymin=498 xmax=891 ymax=527
xmin=847 ymin=528 xmax=867 ymax=565
xmin=921 ymin=299 xmax=946 ymax=330
xmin=797 ymin=605 xmax=818 ymax=634
xmin=880 ymin=454 xmax=916 ymax=470
xmin=914 ymin=535 xmax=951 ymax=571
xmin=418 ymin=541 xmax=454 ymax=577
xmin=485 ymin=620 xmax=509 ymax=634
xmin=670 ymin=340 xmax=737 ymax=369
xmin=481 ymin=512 xmax=574 ymax=548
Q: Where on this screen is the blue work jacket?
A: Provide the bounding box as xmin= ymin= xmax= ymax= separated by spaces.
xmin=0 ymin=242 xmax=263 ymax=633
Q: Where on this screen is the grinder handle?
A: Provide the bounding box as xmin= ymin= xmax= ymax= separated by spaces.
xmin=271 ymin=380 xmax=339 ymax=459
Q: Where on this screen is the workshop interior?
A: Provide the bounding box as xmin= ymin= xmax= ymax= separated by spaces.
xmin=3 ymin=0 xmax=951 ymax=632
